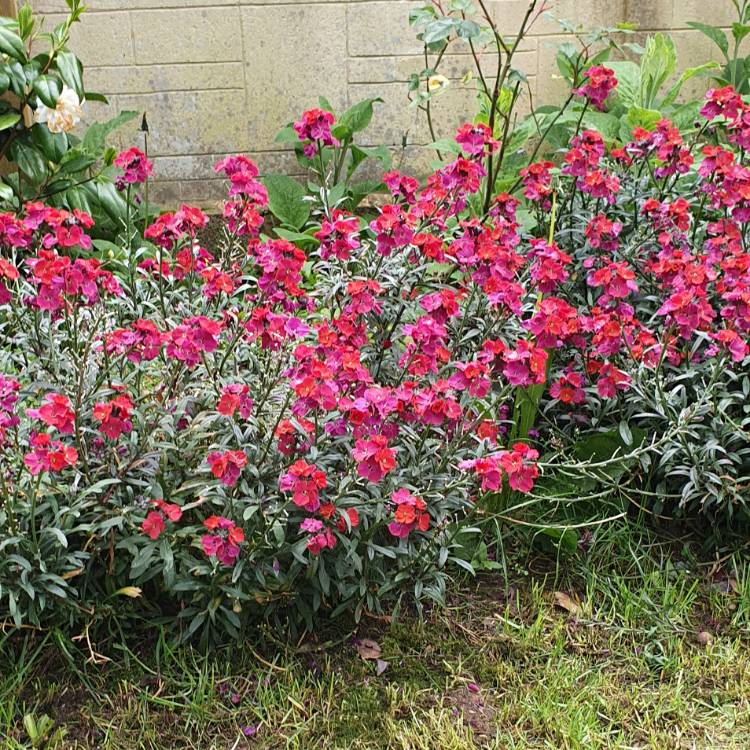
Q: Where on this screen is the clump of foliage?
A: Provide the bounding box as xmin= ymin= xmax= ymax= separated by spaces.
xmin=2 ymin=1 xmax=750 ymax=646
xmin=0 ymin=0 xmax=146 ymax=241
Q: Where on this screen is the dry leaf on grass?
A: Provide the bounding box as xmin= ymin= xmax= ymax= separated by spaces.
xmin=355 ymin=638 xmax=382 ymax=660
xmin=553 ymin=591 xmax=581 ymax=617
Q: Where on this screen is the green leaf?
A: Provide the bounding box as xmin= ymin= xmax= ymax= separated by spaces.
xmin=96 ymin=180 xmax=128 ymax=223
xmin=31 ymin=122 xmax=68 ymax=162
xmin=0 ymin=26 xmax=27 ymax=62
xmin=536 ymin=527 xmax=578 ymax=556
xmin=0 ymin=111 xmax=19 ymax=132
xmin=334 ymin=97 xmax=383 ymax=139
xmin=661 ymin=61 xmax=720 ymax=107
xmin=82 ymin=110 xmax=138 ymax=157
xmin=84 ymin=91 xmax=109 ymax=104
xmin=274 ymin=125 xmax=298 ymax=144
xmin=581 ymin=111 xmax=621 ymax=141
xmin=9 ymin=140 xmax=48 ymax=184
xmin=273 ymin=227 xmax=320 ymax=247
xmin=318 ymin=95 xmax=334 ymax=113
xmin=0 ymin=179 xmax=15 ymax=204
xmin=262 ymin=174 xmax=310 ymax=230
xmin=732 ymin=22 xmax=750 ymax=44
xmin=687 ymin=21 xmax=728 ymax=58
xmin=625 ymin=106 xmax=662 ymax=133
xmin=33 ymin=74 xmax=61 ymax=108
xmin=606 ymin=60 xmax=640 ymax=108
xmin=422 ymin=17 xmax=455 ymax=44
xmin=0 ymin=70 xmax=9 ymax=96
xmin=638 ymin=33 xmax=676 ymax=109
xmin=55 ymin=51 xmax=84 ymax=98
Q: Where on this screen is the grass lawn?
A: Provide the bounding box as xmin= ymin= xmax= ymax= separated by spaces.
xmin=2 ymin=523 xmax=750 ymax=750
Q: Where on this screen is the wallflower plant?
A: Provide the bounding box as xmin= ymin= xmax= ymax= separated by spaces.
xmin=3 ymin=65 xmax=750 ymax=643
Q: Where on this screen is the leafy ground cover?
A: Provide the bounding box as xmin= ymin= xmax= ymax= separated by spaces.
xmin=2 ymin=522 xmax=749 ymax=750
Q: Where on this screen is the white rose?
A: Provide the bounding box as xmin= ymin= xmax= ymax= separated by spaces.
xmin=33 ymin=84 xmax=84 ymax=134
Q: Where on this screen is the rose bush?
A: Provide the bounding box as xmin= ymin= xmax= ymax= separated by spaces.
xmin=2 ymin=66 xmax=750 ymax=642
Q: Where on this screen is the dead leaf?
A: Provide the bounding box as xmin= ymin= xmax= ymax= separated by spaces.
xmin=553 ymin=591 xmax=581 ymax=617
xmin=376 ymin=659 xmax=389 ymax=675
xmin=355 ymin=638 xmax=382 ymax=660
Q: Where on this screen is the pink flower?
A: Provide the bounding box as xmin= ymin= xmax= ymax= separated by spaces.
xmin=201 ymin=516 xmax=244 ymax=566
xmin=595 ymin=362 xmax=631 ymax=398
xmin=315 ymin=210 xmax=361 ymax=261
xmin=279 ymin=460 xmax=328 ymax=512
xmin=207 ymin=450 xmax=248 ymax=486
xmin=93 ymin=394 xmax=134 ymax=440
xmin=574 ymin=65 xmax=617 ymax=111
xmin=388 ymin=489 xmax=429 ymax=538
xmin=294 ymin=108 xmax=339 ymax=156
xmin=455 ymin=122 xmax=499 ymax=157
xmin=550 ymin=370 xmax=586 ymax=405
xmin=502 ymin=340 xmax=548 ymax=387
xmin=24 ymin=432 xmax=78 ymax=475
xmin=460 ymin=444 xmax=539 ymax=494
xmin=141 ymin=500 xmax=183 ymax=541
xmin=27 ymin=393 xmax=75 ymax=434
xmin=217 ymin=384 xmax=253 ymax=419
xmin=114 ymin=147 xmax=153 ymax=185
xmin=166 ymin=316 xmax=222 ymax=368
xmin=353 ymin=434 xmax=396 ymax=483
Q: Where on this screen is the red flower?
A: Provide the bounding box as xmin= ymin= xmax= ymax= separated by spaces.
xmin=201 ymin=516 xmax=244 ymax=566
xmin=166 ymin=316 xmax=222 ymax=368
xmin=24 ymin=432 xmax=78 ymax=475
xmin=455 ymin=122 xmax=499 ymax=157
xmin=595 ymin=362 xmax=631 ymax=398
xmin=353 ymin=434 xmax=396 ymax=483
xmin=460 ymin=443 xmax=539 ymax=494
xmin=207 ymin=450 xmax=248 ymax=487
xmin=26 ymin=393 xmax=75 ymax=434
xmin=574 ymin=65 xmax=617 ymax=111
xmin=114 ymin=147 xmax=153 ymax=185
xmin=93 ymin=394 xmax=134 ymax=440
xmin=142 ymin=511 xmax=166 ymax=540
xmin=388 ymin=489 xmax=429 ymax=538
xmin=217 ymin=383 xmax=253 ymax=419
xmin=279 ymin=460 xmax=327 ymax=512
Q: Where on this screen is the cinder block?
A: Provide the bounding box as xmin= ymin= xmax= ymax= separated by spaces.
xmin=132 ymin=7 xmax=243 ymax=64
xmin=348 ymin=1 xmax=424 ymax=57
xmin=243 ymin=4 xmax=348 ymax=152
xmin=117 ymin=90 xmax=249 ymax=157
xmin=39 ymin=11 xmax=134 ymax=66
xmin=86 ymin=63 xmax=246 ymax=96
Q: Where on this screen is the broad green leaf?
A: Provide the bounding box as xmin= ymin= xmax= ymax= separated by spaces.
xmin=96 ymin=180 xmax=128 ymax=222
xmin=55 ymin=51 xmax=84 ymax=98
xmin=82 ymin=110 xmax=138 ymax=157
xmin=0 ymin=25 xmax=27 ymax=61
xmin=661 ymin=61 xmax=720 ymax=107
xmin=732 ymin=22 xmax=750 ymax=44
xmin=31 ymin=123 xmax=68 ymax=162
xmin=687 ymin=21 xmax=728 ymax=58
xmin=421 ymin=17 xmax=455 ymax=44
xmin=333 ymin=97 xmax=383 ymax=139
xmin=582 ymin=111 xmax=621 ymax=141
xmin=606 ymin=60 xmax=640 ymax=108
xmin=262 ymin=173 xmax=310 ymax=230
xmin=274 ymin=125 xmax=298 ymax=144
xmin=33 ymin=74 xmax=61 ymax=108
xmin=639 ymin=33 xmax=676 ymax=109
xmin=0 ymin=111 xmax=19 ymax=131
xmin=9 ymin=140 xmax=48 ymax=184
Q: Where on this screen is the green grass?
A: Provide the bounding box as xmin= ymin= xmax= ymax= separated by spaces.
xmin=2 ymin=522 xmax=750 ymax=749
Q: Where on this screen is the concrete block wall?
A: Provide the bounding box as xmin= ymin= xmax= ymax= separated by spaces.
xmin=25 ymin=0 xmax=736 ymax=207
